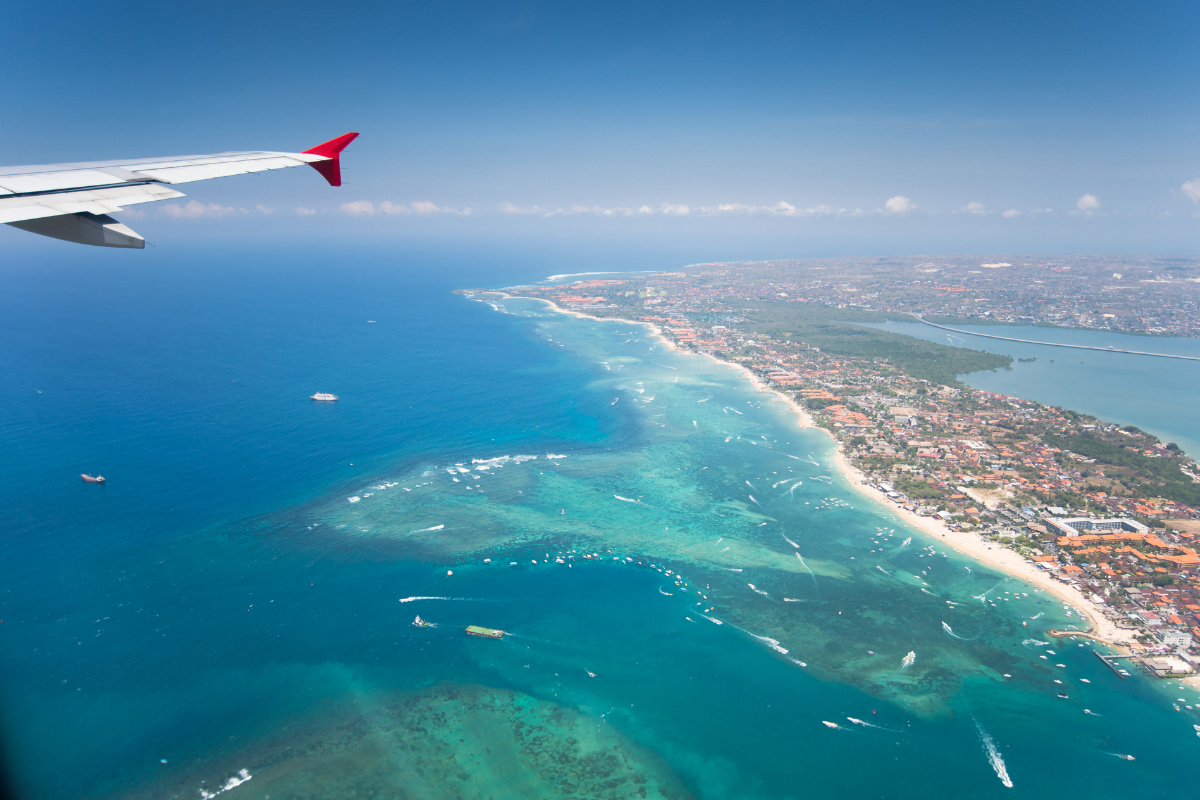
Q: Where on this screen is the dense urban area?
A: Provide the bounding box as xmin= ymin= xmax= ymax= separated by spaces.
xmin=493 ymin=255 xmax=1200 ymax=679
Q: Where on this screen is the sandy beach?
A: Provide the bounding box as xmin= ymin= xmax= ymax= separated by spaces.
xmin=829 ymin=442 xmax=1134 ymax=647
xmin=485 ymin=291 xmax=1128 ymax=646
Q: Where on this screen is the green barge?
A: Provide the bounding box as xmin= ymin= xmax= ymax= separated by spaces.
xmin=466 ymin=625 xmax=504 ymax=639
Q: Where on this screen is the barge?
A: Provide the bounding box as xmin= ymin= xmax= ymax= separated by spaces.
xmin=465 ymin=625 xmax=504 ymax=640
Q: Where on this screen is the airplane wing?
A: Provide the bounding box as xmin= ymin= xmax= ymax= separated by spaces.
xmin=0 ymin=132 xmax=358 ymax=249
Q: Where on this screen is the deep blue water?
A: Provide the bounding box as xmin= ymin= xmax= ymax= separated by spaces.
xmin=3 ymin=247 xmax=1199 ymax=800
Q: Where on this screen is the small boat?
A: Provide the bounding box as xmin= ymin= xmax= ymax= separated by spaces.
xmin=412 ymin=616 xmax=433 ymax=627
xmin=466 ymin=625 xmax=504 ymax=639
xmin=821 ymin=721 xmax=839 ymax=729
xmin=310 ymin=392 xmax=338 ymax=401
xmin=81 ymin=474 xmax=105 ymax=483
xmin=1057 ymin=693 xmax=1069 ymax=699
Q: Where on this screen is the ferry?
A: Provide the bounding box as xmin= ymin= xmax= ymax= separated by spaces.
xmin=310 ymin=392 xmax=338 ymax=401
xmin=465 ymin=625 xmax=504 ymax=640
xmin=81 ymin=474 xmax=106 ymax=483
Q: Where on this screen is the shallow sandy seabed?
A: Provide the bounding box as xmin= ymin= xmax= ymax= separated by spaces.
xmin=117 ymin=684 xmax=693 ymax=800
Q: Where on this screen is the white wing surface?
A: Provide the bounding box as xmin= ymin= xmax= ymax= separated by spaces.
xmin=1 ymin=132 xmax=357 ymax=248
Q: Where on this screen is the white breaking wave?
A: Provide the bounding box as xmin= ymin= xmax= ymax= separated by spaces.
xmin=975 ymin=720 xmax=1014 ymax=788
xmin=721 ymin=567 xmax=743 ymax=572
xmin=747 ymin=632 xmax=788 ymax=654
xmin=198 ymin=769 xmax=252 ymax=800
xmin=411 ymin=525 xmax=445 ymax=533
xmin=347 ymin=496 xmax=361 ymax=503
xmin=471 ymin=454 xmax=538 ymax=469
xmin=546 ymin=453 xmax=567 ymax=459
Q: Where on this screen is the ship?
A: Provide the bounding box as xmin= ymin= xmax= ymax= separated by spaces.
xmin=465 ymin=625 xmax=504 ymax=639
xmin=310 ymin=392 xmax=338 ymax=401
xmin=81 ymin=474 xmax=106 ymax=483
xmin=412 ymin=615 xmax=434 ymax=627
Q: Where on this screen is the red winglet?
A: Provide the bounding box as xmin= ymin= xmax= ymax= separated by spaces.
xmin=302 ymin=132 xmax=359 ymax=187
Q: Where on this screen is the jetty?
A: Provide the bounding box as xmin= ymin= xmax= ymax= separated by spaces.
xmin=1093 ymin=650 xmax=1139 ymax=679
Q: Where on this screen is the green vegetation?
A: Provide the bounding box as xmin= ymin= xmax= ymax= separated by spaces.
xmin=737 ymin=302 xmax=1012 ymax=386
xmin=1044 ymin=433 xmax=1200 ymax=506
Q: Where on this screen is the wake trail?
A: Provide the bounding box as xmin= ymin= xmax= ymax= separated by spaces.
xmin=846 ymin=717 xmax=905 ymax=734
xmin=398 ymin=596 xmax=473 ymax=603
xmin=942 ymin=621 xmax=975 ymax=641
xmin=974 ymin=719 xmax=1014 ymax=788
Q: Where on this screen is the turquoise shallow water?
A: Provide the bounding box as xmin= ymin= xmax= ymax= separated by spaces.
xmin=859 ymin=320 xmax=1200 ymax=459
xmin=2 ymin=251 xmax=1199 ymax=799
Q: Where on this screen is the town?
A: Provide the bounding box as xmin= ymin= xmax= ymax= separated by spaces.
xmin=499 ymin=257 xmax=1200 ymax=680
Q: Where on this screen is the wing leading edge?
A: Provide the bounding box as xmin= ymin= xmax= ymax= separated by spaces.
xmin=1 ymin=132 xmax=358 ymax=249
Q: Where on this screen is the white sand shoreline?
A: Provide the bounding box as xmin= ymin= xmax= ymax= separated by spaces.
xmin=482 ymin=291 xmax=1131 ymax=648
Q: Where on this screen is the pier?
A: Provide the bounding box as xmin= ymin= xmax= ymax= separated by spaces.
xmin=1093 ymin=650 xmax=1140 ymax=679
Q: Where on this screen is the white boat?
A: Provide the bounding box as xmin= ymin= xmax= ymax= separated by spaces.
xmin=310 ymin=392 xmax=338 ymax=401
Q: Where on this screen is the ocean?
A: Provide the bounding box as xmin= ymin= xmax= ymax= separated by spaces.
xmin=2 ymin=246 xmax=1197 ymax=800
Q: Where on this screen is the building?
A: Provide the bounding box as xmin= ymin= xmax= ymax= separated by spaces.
xmin=1043 ymin=517 xmax=1150 ymax=537
xmin=1156 ymin=629 xmax=1193 ymax=650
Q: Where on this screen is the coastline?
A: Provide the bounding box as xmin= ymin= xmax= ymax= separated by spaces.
xmin=487 ymin=292 xmax=816 ymax=430
xmin=481 ymin=291 xmax=1128 ymax=647
xmin=829 ymin=442 xmax=1134 ymax=647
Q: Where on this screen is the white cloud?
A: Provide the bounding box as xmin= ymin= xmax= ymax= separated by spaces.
xmin=536 ymin=201 xmax=853 ymax=218
xmin=160 ymin=200 xmax=238 ymax=219
xmin=295 ymin=207 xmax=317 ymax=216
xmin=341 ymin=200 xmax=472 ymax=216
xmin=962 ymin=202 xmax=986 ymax=215
xmin=499 ymin=202 xmax=543 ymax=214
xmin=341 ymin=200 xmax=375 ymax=215
xmin=255 ymin=204 xmax=274 ymax=215
xmin=1182 ymin=179 xmax=1200 ymax=203
xmin=1076 ymin=193 xmax=1100 ymax=211
xmin=883 ymin=196 xmax=916 ymax=214
xmin=1002 ymin=209 xmax=1021 ymax=218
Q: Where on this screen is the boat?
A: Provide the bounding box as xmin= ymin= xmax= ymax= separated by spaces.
xmin=901 ymin=650 xmax=916 ymax=669
xmin=466 ymin=625 xmax=504 ymax=639
xmin=81 ymin=474 xmax=105 ymax=483
xmin=412 ymin=615 xmax=433 ymax=627
xmin=310 ymin=392 xmax=338 ymax=401
xmin=1057 ymin=693 xmax=1069 ymax=699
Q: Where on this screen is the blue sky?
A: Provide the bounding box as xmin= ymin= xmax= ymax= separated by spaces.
xmin=2 ymin=1 xmax=1197 ymax=255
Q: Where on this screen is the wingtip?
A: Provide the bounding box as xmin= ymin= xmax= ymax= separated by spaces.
xmin=303 ymin=132 xmax=359 ymax=187
xmin=302 ymin=132 xmax=359 ymax=159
